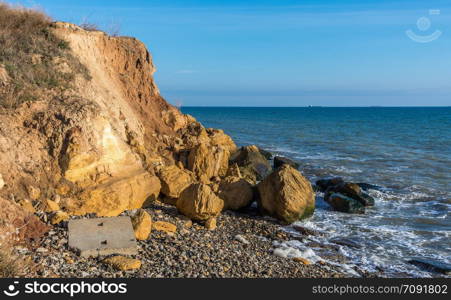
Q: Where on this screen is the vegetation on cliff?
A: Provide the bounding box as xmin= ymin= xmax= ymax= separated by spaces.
xmin=0 ymin=2 xmax=89 ymax=108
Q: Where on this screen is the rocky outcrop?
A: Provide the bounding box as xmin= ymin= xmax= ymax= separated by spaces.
xmin=315 ymin=177 xmax=344 ymax=192
xmin=157 ymin=165 xmax=193 ymax=199
xmin=176 ymin=183 xmax=224 ymax=221
xmin=0 ymin=21 xmax=195 ymax=222
xmin=316 ymin=177 xmax=375 ymax=213
xmin=63 ymin=172 xmax=161 ymax=216
xmin=257 ymin=165 xmax=315 ymax=224
xmin=273 ymin=156 xmax=300 ymax=169
xmin=230 ymin=145 xmax=272 ymax=184
xmin=219 ymin=176 xmax=254 ymax=210
xmin=325 ymin=193 xmax=365 ymax=214
xmin=187 ymin=143 xmax=229 ymax=182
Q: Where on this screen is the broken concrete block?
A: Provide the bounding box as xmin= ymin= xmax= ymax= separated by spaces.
xmin=68 ymin=216 xmax=137 ymax=258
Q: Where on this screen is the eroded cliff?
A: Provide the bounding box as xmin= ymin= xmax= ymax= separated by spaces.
xmin=0 ymin=20 xmax=235 ymax=243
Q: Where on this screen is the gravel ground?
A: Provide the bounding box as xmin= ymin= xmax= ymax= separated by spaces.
xmin=16 ymin=202 xmax=368 ymax=278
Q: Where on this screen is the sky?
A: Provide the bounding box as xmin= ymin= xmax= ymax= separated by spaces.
xmin=13 ymin=0 xmax=451 ymax=106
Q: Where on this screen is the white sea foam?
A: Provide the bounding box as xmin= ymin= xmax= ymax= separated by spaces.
xmin=272 ymin=240 xmax=322 ymax=263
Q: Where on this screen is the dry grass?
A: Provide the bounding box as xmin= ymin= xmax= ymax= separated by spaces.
xmin=0 ymin=2 xmax=90 ymax=109
xmin=0 ymin=249 xmax=19 ymax=277
xmin=79 ymin=22 xmax=100 ymax=32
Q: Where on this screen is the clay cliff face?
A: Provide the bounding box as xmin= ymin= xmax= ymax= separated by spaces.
xmin=0 ymin=22 xmax=235 ymax=243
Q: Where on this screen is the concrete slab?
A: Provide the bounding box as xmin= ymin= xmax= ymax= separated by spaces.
xmin=68 ymin=216 xmax=137 ymax=258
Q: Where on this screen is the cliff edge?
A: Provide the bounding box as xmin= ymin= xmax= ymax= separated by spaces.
xmin=0 ymin=17 xmax=235 ymax=243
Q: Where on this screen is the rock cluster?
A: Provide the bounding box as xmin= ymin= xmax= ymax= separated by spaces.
xmin=316 ymin=178 xmax=375 ymax=213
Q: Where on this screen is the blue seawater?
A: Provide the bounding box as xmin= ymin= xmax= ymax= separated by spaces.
xmin=181 ymin=106 xmax=451 ymax=277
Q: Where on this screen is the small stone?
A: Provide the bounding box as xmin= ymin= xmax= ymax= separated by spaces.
xmin=103 ymin=256 xmax=141 ymax=271
xmin=43 ymin=199 xmax=60 ymax=212
xmin=152 ymin=221 xmax=177 ymax=234
xmin=131 ymin=209 xmax=152 ymax=240
xmin=234 ymin=234 xmax=249 ymax=244
xmin=205 ymin=218 xmax=217 ymax=230
xmin=36 ymin=247 xmax=48 ymax=253
xmin=293 ymin=257 xmax=311 ymax=265
xmin=65 ymin=256 xmax=75 ymax=264
xmin=183 ymin=219 xmax=192 ymax=228
xmin=51 ymin=211 xmax=69 ymax=225
xmin=18 ymin=199 xmax=35 ymax=213
xmin=27 ymin=185 xmax=41 ymax=200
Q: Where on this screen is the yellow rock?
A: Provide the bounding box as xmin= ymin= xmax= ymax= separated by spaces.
xmin=131 ymin=209 xmax=152 ymax=240
xmin=157 ymin=165 xmax=192 ymax=199
xmin=207 ymin=129 xmax=237 ymax=153
xmin=219 ymin=176 xmax=254 ymax=211
xmin=103 ymin=256 xmax=141 ymax=271
xmin=64 ymin=256 xmax=75 ymax=264
xmin=152 ymin=221 xmax=177 ymax=234
xmin=187 ymin=143 xmax=229 ymax=180
xmin=56 ymin=183 xmax=71 ymax=196
xmin=66 ymin=172 xmax=160 ymax=216
xmin=51 ymin=211 xmax=69 ymax=225
xmin=27 ymin=186 xmax=41 ymax=200
xmin=18 ymin=200 xmax=35 ymax=213
xmin=257 ymin=165 xmax=315 ymax=224
xmin=226 ymin=163 xmax=241 ymax=178
xmin=205 ymin=217 xmax=217 ymax=230
xmin=183 ymin=219 xmax=192 ymax=228
xmin=293 ymin=257 xmax=311 ymax=265
xmin=176 ymin=183 xmax=224 ymax=221
xmin=44 ymin=199 xmax=60 ymax=212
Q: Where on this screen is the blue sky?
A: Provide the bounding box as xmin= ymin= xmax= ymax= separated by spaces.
xmin=15 ymin=0 xmax=451 ymax=106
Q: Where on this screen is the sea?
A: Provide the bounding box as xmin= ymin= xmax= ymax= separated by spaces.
xmin=181 ymin=106 xmax=451 ymax=277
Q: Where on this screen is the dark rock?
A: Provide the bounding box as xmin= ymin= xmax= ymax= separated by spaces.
xmin=292 ymin=225 xmax=324 ymax=237
xmin=257 ymin=147 xmax=273 ymax=160
xmin=329 ymin=182 xmax=375 ymax=207
xmin=330 ymin=238 xmax=362 ymax=249
xmin=325 ymin=193 xmax=365 ymax=214
xmin=408 ymin=258 xmax=451 ymax=275
xmin=356 ymin=182 xmax=383 ymax=191
xmin=273 ymin=156 xmax=300 ymax=169
xmin=230 ymin=145 xmax=272 ymax=184
xmin=358 ymin=192 xmax=375 ymax=206
xmin=315 ymin=177 xmax=344 ymax=192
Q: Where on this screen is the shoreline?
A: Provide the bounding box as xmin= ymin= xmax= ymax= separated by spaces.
xmin=26 ymin=201 xmax=351 ymax=278
xmin=13 ymin=148 xmax=447 ymax=279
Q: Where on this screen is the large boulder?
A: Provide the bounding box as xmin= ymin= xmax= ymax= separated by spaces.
xmin=257 ymin=165 xmax=315 ymax=224
xmin=219 ymin=176 xmax=254 ymax=210
xmin=176 ymin=183 xmax=224 ymax=221
xmin=273 ymin=156 xmax=300 ymax=169
xmin=230 ymin=145 xmax=272 ymax=184
xmin=187 ymin=143 xmax=229 ymax=181
xmin=207 ymin=128 xmax=237 ymax=154
xmin=157 ymin=165 xmax=193 ymax=199
xmin=63 ymin=172 xmax=161 ymax=216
